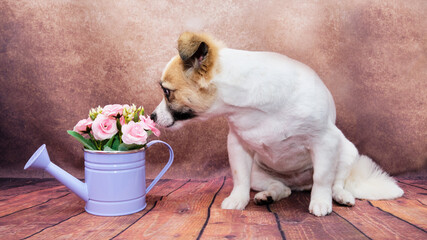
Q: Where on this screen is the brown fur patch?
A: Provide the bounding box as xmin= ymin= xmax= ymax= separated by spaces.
xmin=177 ymin=32 xmax=221 ymax=87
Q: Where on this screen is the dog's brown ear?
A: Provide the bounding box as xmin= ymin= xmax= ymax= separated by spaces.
xmin=177 ymin=32 xmax=219 ymax=88
xmin=178 ymin=32 xmax=210 ymax=69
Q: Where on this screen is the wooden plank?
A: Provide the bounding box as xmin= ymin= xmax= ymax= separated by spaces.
xmin=201 ymin=209 xmax=281 ymax=240
xmin=0 ymin=193 xmax=85 ymax=239
xmin=0 ymin=186 xmax=70 ymax=216
xmin=0 ymin=179 xmax=61 ymax=200
xmin=398 ymin=179 xmax=427 ymax=190
xmin=333 ymin=199 xmax=427 ymax=239
xmin=1 ymin=177 xmax=425 ymax=240
xmin=0 ymin=178 xmax=57 ymax=190
xmin=113 ymin=177 xmax=225 ymax=240
xmin=268 ymin=191 xmax=369 ymax=240
xmin=25 ymin=179 xmax=190 ymax=240
xmin=331 ymin=178 xmax=427 ymax=239
xmin=201 ymin=177 xmax=284 ymax=239
xmin=398 ymin=181 xmax=427 ymax=205
xmin=369 ymin=197 xmax=427 ymax=230
xmin=366 ymin=178 xmax=427 ymax=232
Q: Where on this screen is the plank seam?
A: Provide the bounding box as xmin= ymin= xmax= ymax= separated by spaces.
xmin=21 ymin=210 xmax=85 ymax=239
xmin=166 ymin=179 xmax=192 ymax=197
xmin=332 ymin=210 xmax=372 ymax=240
xmin=1 ymin=186 xmax=63 ymax=199
xmin=367 ymin=200 xmax=427 ymax=233
xmin=110 ymin=179 xmax=192 ymax=239
xmin=0 ymin=178 xmax=55 ymax=191
xmin=401 ymin=195 xmax=427 ymax=207
xmin=266 ymin=204 xmax=286 ymax=240
xmin=416 ymin=199 xmax=426 ymax=206
xmin=397 ymin=180 xmax=427 ymax=191
xmin=0 ymin=192 xmax=71 ymax=218
xmin=196 ymin=176 xmax=226 ymax=240
xmin=110 ymin=200 xmax=160 ymax=240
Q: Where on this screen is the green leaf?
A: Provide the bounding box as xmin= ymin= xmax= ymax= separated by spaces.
xmin=118 ymin=143 xmax=130 ymax=151
xmin=111 ymin=134 xmax=120 ymax=150
xmin=118 ymin=143 xmax=144 ymax=151
xmin=104 ymin=134 xmax=116 ymax=149
xmin=67 ymin=131 xmax=96 ymax=150
xmin=103 ymin=146 xmax=115 ymax=151
xmin=133 ymin=112 xmax=139 ymax=122
xmin=106 ymin=134 xmax=117 ymax=147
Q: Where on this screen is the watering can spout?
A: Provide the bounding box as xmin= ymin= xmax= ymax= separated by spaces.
xmin=24 ymin=144 xmax=89 ymax=202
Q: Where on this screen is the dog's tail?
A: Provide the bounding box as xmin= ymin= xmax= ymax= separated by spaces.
xmin=344 ymin=154 xmax=403 ymax=200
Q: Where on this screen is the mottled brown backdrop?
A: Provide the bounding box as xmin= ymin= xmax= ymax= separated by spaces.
xmin=1 ymin=0 xmax=426 ymax=179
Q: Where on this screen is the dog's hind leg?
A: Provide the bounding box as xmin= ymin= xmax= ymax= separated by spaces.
xmin=332 ymin=130 xmax=357 ymax=206
xmin=251 ymin=161 xmax=291 ymax=205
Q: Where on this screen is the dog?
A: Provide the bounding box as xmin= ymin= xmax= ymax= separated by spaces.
xmin=150 ymin=32 xmax=403 ymax=216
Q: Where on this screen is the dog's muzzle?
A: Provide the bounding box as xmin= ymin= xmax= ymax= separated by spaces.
xmin=151 ymin=99 xmax=197 ymax=128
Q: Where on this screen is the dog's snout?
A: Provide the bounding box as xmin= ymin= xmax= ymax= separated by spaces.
xmin=150 ymin=112 xmax=157 ymax=122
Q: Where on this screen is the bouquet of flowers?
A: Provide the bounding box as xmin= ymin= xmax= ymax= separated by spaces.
xmin=68 ymin=104 xmax=160 ymax=151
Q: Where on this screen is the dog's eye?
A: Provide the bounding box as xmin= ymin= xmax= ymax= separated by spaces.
xmin=162 ymin=87 xmax=171 ymax=100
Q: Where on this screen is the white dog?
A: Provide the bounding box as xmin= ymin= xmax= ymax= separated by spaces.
xmin=151 ymin=32 xmax=403 ymax=216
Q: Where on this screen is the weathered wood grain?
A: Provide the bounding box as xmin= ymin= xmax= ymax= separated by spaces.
xmin=201 ymin=209 xmax=282 ymax=240
xmin=113 ymin=178 xmax=225 ymax=240
xmin=0 ymin=179 xmax=61 ymax=200
xmin=0 ymin=186 xmax=70 ymax=216
xmin=398 ymin=181 xmax=427 ymax=205
xmin=332 ymin=181 xmax=427 ymax=238
xmin=334 ymin=201 xmax=426 ymax=239
xmin=268 ymin=191 xmax=370 ymax=240
xmin=398 ymin=179 xmax=427 ymax=190
xmin=369 ymin=197 xmax=427 ymax=230
xmin=201 ymin=177 xmax=284 ymax=239
xmin=0 ymin=178 xmax=59 ymax=191
xmin=0 ymin=177 xmax=426 ymax=240
xmin=0 ymin=193 xmax=85 ymax=240
xmin=26 ymin=179 xmax=189 ymax=240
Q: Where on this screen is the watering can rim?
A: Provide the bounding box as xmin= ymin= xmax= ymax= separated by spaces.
xmin=83 ymin=147 xmax=147 ymax=155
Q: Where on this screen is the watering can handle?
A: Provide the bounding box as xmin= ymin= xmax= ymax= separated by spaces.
xmin=145 ymin=140 xmax=174 ymax=193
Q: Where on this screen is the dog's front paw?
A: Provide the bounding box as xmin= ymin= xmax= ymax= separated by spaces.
xmin=221 ymin=195 xmax=249 ymax=210
xmin=309 ymin=200 xmax=332 ymax=217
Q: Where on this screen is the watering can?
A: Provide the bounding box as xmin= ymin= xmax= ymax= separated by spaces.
xmin=24 ymin=140 xmax=174 ymax=216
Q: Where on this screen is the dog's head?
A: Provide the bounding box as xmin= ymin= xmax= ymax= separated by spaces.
xmin=151 ymin=32 xmax=221 ymax=128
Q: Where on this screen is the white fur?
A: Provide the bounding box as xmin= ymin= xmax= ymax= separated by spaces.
xmin=345 ymin=155 xmax=404 ymax=200
xmin=153 ymin=99 xmax=174 ymax=127
xmin=153 ymin=98 xmax=187 ymax=129
xmin=153 ymin=48 xmax=403 ymax=216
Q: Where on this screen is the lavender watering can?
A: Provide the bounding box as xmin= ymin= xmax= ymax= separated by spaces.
xmin=24 ymin=140 xmax=173 ymax=216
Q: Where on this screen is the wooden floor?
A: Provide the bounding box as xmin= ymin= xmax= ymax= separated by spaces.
xmin=0 ymin=177 xmax=426 ymax=240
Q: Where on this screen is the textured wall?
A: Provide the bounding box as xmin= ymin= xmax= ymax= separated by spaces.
xmin=1 ymin=0 xmax=426 ymax=179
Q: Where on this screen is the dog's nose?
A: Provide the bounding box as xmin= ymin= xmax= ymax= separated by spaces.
xmin=150 ymin=112 xmax=157 ymax=122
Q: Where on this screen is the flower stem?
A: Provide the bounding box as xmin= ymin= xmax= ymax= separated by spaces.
xmin=88 ymin=132 xmax=101 ymax=150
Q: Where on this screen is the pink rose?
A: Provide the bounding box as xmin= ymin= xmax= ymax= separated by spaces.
xmin=73 ymin=118 xmax=93 ymax=134
xmin=121 ymin=121 xmax=148 ymax=145
xmin=92 ymin=114 xmax=118 ymax=140
xmin=102 ymin=104 xmax=124 ymax=117
xmin=141 ymin=115 xmax=161 ymax=137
